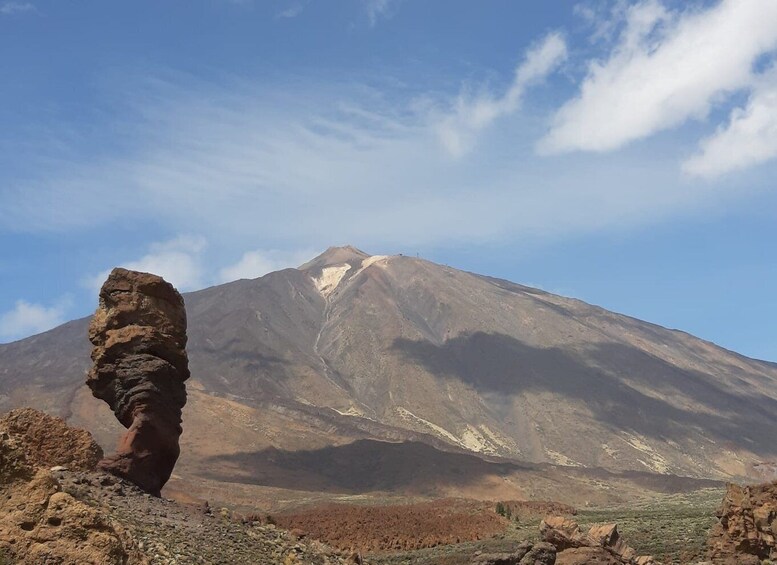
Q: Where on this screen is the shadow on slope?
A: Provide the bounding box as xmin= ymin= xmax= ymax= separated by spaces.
xmin=391 ymin=332 xmax=777 ymax=451
xmin=201 ymin=439 xmax=719 ymax=496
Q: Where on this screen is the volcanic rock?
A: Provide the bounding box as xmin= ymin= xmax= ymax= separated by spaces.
xmin=472 ymin=540 xmax=557 ymax=564
xmin=87 ymin=268 xmax=190 ymax=496
xmin=540 ymin=515 xmax=658 ymax=565
xmin=0 ymin=408 xmax=146 ymax=564
xmin=707 ymin=481 xmax=777 ymax=564
xmin=0 ymin=407 xmax=103 ymax=471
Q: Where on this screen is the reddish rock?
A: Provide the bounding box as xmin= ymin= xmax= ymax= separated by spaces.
xmin=707 ymin=481 xmax=777 ymax=564
xmin=540 ymin=515 xmax=658 ymax=565
xmin=0 ymin=408 xmax=103 ymax=472
xmin=87 ymin=268 xmax=190 ymax=496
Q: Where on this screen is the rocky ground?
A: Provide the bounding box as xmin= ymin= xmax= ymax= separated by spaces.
xmin=0 ymin=408 xmax=363 ymax=565
xmin=49 ymin=466 xmax=364 ymax=565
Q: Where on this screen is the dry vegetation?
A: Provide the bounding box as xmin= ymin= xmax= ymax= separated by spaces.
xmin=274 ymin=499 xmax=509 ymax=552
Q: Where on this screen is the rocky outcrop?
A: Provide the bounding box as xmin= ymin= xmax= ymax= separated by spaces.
xmin=707 ymin=481 xmax=777 ymax=564
xmin=0 ymin=407 xmax=103 ymax=471
xmin=87 ymin=268 xmax=190 ymax=496
xmin=540 ymin=516 xmax=659 ymax=565
xmin=0 ymin=408 xmax=147 ymax=564
xmin=0 ymin=469 xmax=148 ymax=565
xmin=472 ymin=541 xmax=557 ymax=564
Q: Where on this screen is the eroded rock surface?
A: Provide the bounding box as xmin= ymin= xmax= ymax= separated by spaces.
xmin=0 ymin=408 xmax=146 ymax=564
xmin=472 ymin=541 xmax=557 ymax=564
xmin=540 ymin=515 xmax=659 ymax=565
xmin=87 ymin=268 xmax=190 ymax=496
xmin=707 ymin=481 xmax=777 ymax=564
xmin=0 ymin=407 xmax=103 ymax=471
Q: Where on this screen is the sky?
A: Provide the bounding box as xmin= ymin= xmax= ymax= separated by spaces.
xmin=1 ymin=0 xmax=776 ymax=361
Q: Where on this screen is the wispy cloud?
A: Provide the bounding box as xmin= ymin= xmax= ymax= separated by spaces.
xmin=3 ymin=8 xmax=776 ymax=273
xmin=437 ymin=32 xmax=567 ymax=157
xmin=0 ymin=298 xmax=69 ymax=342
xmin=219 ymin=248 xmax=318 ymax=282
xmin=0 ymin=71 xmax=746 ymax=253
xmin=275 ymin=2 xmax=304 ymax=19
xmin=0 ymin=2 xmax=36 ymax=15
xmin=86 ymin=235 xmax=208 ymax=293
xmin=365 ymin=0 xmax=399 ymax=27
xmin=540 ymin=0 xmax=777 ymax=154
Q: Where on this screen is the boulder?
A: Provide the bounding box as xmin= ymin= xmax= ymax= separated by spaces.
xmin=0 ymin=468 xmax=147 ymax=564
xmin=0 ymin=408 xmax=103 ymax=472
xmin=0 ymin=408 xmax=146 ymax=564
xmin=87 ymin=268 xmax=190 ymax=496
xmin=540 ymin=515 xmax=659 ymax=565
xmin=707 ymin=481 xmax=777 ymax=564
xmin=473 ymin=540 xmax=556 ymax=564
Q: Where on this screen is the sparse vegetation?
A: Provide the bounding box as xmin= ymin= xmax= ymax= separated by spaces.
xmin=371 ymin=489 xmax=724 ymax=565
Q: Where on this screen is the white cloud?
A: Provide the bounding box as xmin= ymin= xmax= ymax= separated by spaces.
xmin=0 ymin=52 xmax=770 ymax=258
xmin=276 ymin=3 xmax=303 ymax=19
xmin=0 ymin=299 xmax=69 ymax=341
xmin=219 ymin=248 xmax=318 ymax=282
xmin=437 ymin=32 xmax=567 ymax=157
xmin=87 ymin=236 xmax=207 ymax=293
xmin=684 ymin=66 xmax=777 ymax=178
xmin=0 ymin=2 xmax=35 ymax=15
xmin=365 ymin=0 xmax=399 ymax=27
xmin=540 ymin=0 xmax=777 ymax=154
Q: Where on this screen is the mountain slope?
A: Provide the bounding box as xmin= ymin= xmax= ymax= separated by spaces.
xmin=1 ymin=245 xmax=776 ymax=499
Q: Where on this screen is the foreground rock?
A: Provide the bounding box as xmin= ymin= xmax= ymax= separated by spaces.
xmin=0 ymin=407 xmax=103 ymax=471
xmin=87 ymin=268 xmax=190 ymax=496
xmin=0 ymin=407 xmax=146 ymax=564
xmin=0 ymin=408 xmax=362 ymax=564
xmin=540 ymin=516 xmax=659 ymax=565
xmin=707 ymin=481 xmax=777 ymax=564
xmin=471 ymin=541 xmax=556 ymax=564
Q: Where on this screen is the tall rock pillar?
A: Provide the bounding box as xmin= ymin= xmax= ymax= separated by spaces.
xmin=87 ymin=268 xmax=190 ymax=496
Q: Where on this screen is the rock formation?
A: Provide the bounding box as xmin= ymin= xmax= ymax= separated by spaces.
xmin=471 ymin=541 xmax=557 ymax=565
xmin=0 ymin=407 xmax=103 ymax=471
xmin=87 ymin=268 xmax=190 ymax=496
xmin=707 ymin=481 xmax=777 ymax=564
xmin=0 ymin=407 xmax=147 ymax=564
xmin=540 ymin=516 xmax=659 ymax=565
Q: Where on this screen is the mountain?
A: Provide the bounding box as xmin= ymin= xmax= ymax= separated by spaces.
xmin=1 ymin=245 xmax=776 ymax=508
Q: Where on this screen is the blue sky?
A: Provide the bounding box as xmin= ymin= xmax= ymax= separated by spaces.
xmin=1 ymin=0 xmax=776 ymax=361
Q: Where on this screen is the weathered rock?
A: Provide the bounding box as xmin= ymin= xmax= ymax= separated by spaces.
xmin=0 ymin=469 xmax=148 ymax=565
xmin=540 ymin=515 xmax=658 ymax=565
xmin=707 ymin=481 xmax=777 ymax=564
xmin=520 ymin=542 xmax=557 ymax=564
xmin=0 ymin=428 xmax=34 ymax=484
xmin=87 ymin=268 xmax=190 ymax=496
xmin=0 ymin=407 xmax=103 ymax=471
xmin=554 ymin=547 xmax=623 ymax=565
xmin=0 ymin=409 xmax=147 ymax=564
xmin=472 ymin=540 xmax=556 ymax=564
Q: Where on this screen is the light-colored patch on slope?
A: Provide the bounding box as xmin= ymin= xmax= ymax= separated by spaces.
xmin=545 ymin=449 xmax=581 ymax=467
xmin=619 ymin=432 xmax=670 ymax=474
xmin=478 ymin=424 xmax=516 ymax=453
xmin=361 ymin=254 xmax=388 ymax=269
xmin=395 ymin=407 xmax=461 ymax=446
xmin=331 ymin=405 xmax=366 ymax=418
xmin=396 ymin=408 xmax=507 ymax=455
xmin=350 ymin=254 xmax=390 ymax=280
xmin=312 ymin=264 xmax=352 ymax=296
xmin=460 ymin=425 xmax=492 ymax=453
